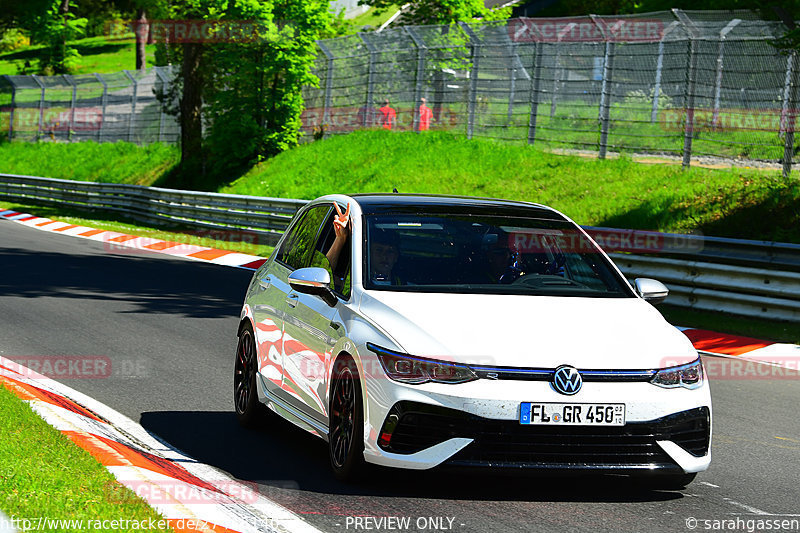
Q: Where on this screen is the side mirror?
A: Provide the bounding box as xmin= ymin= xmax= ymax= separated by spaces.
xmin=633 ymin=278 xmax=669 ymax=305
xmin=288 ymin=267 xmax=337 ymax=307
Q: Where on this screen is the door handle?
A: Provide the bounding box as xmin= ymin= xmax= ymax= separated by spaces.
xmin=258 ymin=276 xmax=271 ymax=290
xmin=285 ymin=293 xmax=299 ymax=308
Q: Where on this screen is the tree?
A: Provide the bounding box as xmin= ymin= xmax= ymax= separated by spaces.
xmin=155 ymin=0 xmax=332 ymax=188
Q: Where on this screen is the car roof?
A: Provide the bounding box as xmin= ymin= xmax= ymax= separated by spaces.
xmin=348 ymin=193 xmax=567 ymax=221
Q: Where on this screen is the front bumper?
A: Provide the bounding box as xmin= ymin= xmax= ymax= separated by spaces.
xmin=360 ymin=363 xmax=712 ymax=473
xmin=377 ymin=401 xmax=709 ymax=474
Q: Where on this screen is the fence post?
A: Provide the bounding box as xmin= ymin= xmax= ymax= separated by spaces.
xmin=712 ymin=19 xmax=741 ymax=129
xmin=153 ymin=67 xmax=167 ymax=142
xmin=358 ymin=32 xmax=377 ymax=129
xmin=549 ymin=23 xmax=575 ymax=118
xmin=95 ymin=74 xmax=107 ymax=142
xmin=318 ymin=42 xmax=335 ymax=137
xmin=528 ymin=40 xmax=543 ymax=145
xmin=674 ymin=9 xmax=698 ymax=169
xmin=32 ymin=75 xmax=45 ymax=141
xmin=66 ymin=75 xmax=77 ymax=142
xmin=461 ymin=22 xmax=481 ymax=140
xmin=652 ymin=21 xmax=679 ymax=123
xmin=123 ymin=70 xmax=138 ymax=143
xmin=508 ymin=68 xmax=516 ymax=123
xmin=4 ymin=75 xmax=15 ymax=140
xmin=593 ymin=16 xmax=615 ymax=160
xmin=406 ymin=27 xmax=427 ymax=132
xmin=783 ymin=50 xmax=799 ymax=178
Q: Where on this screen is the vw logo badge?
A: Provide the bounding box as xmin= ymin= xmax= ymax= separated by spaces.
xmin=553 ymin=365 xmax=582 ymax=395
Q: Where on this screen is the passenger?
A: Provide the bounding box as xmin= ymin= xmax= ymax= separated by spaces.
xmin=369 ymin=228 xmax=401 ymax=285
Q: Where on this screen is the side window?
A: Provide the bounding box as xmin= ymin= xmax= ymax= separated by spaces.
xmin=276 ymin=206 xmax=331 ymax=270
xmin=309 ymin=208 xmax=352 ymax=299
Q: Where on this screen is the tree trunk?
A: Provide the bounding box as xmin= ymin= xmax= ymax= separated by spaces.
xmin=135 ymin=9 xmax=148 ymax=71
xmin=180 ymin=43 xmax=205 ymax=181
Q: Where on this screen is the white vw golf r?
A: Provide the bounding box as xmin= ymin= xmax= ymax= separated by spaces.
xmin=234 ymin=194 xmax=711 ymax=487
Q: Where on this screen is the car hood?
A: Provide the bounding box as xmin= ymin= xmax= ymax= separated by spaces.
xmin=358 ymin=291 xmax=696 ymax=370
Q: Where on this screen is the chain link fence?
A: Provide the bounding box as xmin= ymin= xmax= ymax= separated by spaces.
xmin=302 ymin=9 xmax=800 ymax=176
xmin=1 ymin=11 xmax=797 ymax=175
xmin=0 ymin=66 xmax=179 ymax=144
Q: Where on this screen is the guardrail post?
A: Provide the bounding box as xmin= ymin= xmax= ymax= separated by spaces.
xmin=358 ymin=33 xmax=377 ymax=129
xmin=673 ymin=9 xmax=698 ymax=169
xmin=317 ymin=42 xmax=335 ymax=137
xmin=527 ymin=40 xmax=543 ymax=145
xmin=461 ymin=22 xmax=481 ymax=140
xmin=66 ymin=74 xmax=77 ymax=142
xmin=783 ymin=50 xmax=799 ymax=178
xmin=123 ymin=70 xmax=138 ymax=143
xmin=32 ymin=75 xmax=45 ymax=141
xmin=712 ymin=19 xmax=740 ymax=129
xmin=406 ymin=27 xmax=427 ymax=132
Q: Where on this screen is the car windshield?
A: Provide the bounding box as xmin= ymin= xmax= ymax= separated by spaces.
xmin=364 ymin=212 xmax=634 ymax=297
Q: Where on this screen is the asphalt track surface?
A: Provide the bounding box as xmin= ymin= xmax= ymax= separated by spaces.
xmin=2 ymin=218 xmax=800 ymax=533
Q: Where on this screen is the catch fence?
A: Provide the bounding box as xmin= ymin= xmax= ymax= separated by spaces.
xmin=1 ymin=10 xmax=798 ymax=175
xmin=303 ymin=10 xmax=800 ymax=175
xmin=0 ymin=66 xmax=179 ymax=144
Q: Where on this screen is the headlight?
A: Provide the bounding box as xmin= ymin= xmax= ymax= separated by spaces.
xmin=651 ymin=358 xmax=704 ymax=389
xmin=368 ymin=343 xmax=478 ymax=385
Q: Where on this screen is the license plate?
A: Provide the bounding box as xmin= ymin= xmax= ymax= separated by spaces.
xmin=519 ymin=402 xmax=625 ymax=426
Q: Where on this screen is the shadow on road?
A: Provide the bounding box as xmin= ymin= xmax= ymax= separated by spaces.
xmin=0 ymin=246 xmax=251 ymax=318
xmin=140 ymin=409 xmax=684 ymax=509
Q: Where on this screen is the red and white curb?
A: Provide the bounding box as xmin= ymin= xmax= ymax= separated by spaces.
xmin=0 ymin=210 xmax=268 ymax=271
xmin=0 ymin=356 xmax=321 ymax=533
xmin=678 ymin=327 xmax=800 ymax=370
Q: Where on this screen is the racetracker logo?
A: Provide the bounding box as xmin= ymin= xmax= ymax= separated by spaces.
xmin=658 ymin=108 xmax=799 ymax=133
xmin=107 ymin=19 xmax=280 ymax=43
xmin=4 ymin=356 xmax=112 ymax=379
xmin=508 ymin=17 xmax=665 ymax=43
xmin=661 ymin=357 xmax=800 ymax=380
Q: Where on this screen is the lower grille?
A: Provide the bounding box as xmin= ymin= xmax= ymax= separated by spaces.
xmin=380 ymin=402 xmax=710 ymax=470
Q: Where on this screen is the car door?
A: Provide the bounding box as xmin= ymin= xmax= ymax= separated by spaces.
xmin=281 ymin=206 xmax=352 ymax=426
xmin=252 ymin=204 xmax=331 ymax=396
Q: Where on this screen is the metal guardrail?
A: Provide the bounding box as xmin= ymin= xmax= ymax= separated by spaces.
xmin=0 ymin=173 xmax=305 ymax=244
xmin=1 ymin=172 xmax=798 ymax=322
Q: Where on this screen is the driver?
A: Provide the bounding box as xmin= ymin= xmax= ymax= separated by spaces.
xmin=483 ymin=230 xmax=525 ymax=284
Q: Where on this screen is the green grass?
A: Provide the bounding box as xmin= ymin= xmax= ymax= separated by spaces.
xmin=0 ymin=141 xmax=178 ymax=185
xmin=0 ymin=384 xmax=173 ymax=532
xmin=0 ymin=200 xmax=274 ymax=257
xmin=222 ymin=129 xmax=800 ymax=243
xmin=0 ymin=35 xmax=156 ymax=76
xmin=659 ymin=305 xmax=800 ymax=345
xmin=348 ymin=5 xmax=400 ymax=30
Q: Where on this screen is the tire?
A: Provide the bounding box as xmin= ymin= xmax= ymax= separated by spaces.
xmin=640 ymin=472 xmax=697 ymax=490
xmin=329 ymin=356 xmax=365 ymax=482
xmin=234 ymin=323 xmax=261 ymax=428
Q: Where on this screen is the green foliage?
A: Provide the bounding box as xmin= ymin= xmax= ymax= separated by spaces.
xmin=156 ymin=0 xmax=332 ymax=188
xmin=359 ymin=0 xmax=510 ymax=25
xmin=0 ymin=28 xmax=29 ymax=53
xmin=19 ymin=0 xmax=87 ymax=74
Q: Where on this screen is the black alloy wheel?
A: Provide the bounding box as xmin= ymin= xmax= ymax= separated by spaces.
xmin=234 ymin=323 xmax=260 ymax=427
xmin=329 ymin=357 xmax=365 ymax=481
